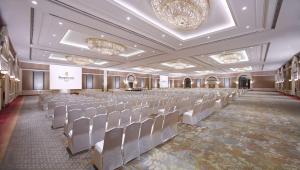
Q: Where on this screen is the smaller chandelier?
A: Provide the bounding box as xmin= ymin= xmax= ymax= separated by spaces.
xmin=66 ymin=55 xmax=94 ymax=65
xmin=220 ymin=53 xmax=242 ymax=64
xmin=151 ymin=0 xmax=209 ymax=30
xmin=86 ymin=38 xmax=126 ymax=55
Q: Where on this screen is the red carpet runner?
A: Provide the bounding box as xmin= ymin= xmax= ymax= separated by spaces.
xmin=0 ymin=96 xmax=24 ymax=162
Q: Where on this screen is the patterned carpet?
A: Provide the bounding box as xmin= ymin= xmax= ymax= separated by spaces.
xmin=1 ymin=91 xmax=300 ymax=170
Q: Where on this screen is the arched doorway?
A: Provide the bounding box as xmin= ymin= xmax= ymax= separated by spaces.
xmin=184 ymin=77 xmax=192 ymax=88
xmin=206 ymin=76 xmax=218 ymax=88
xmin=238 ymin=75 xmax=251 ymax=89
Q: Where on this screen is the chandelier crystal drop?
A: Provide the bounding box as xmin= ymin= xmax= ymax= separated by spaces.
xmin=151 ymin=0 xmax=209 ymax=30
xmin=65 ymin=55 xmax=94 ymax=65
xmin=220 ymin=53 xmax=242 ymax=64
xmin=86 ymin=38 xmax=126 ymax=55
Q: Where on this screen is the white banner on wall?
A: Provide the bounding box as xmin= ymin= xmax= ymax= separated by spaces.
xmin=160 ymin=75 xmax=169 ymax=88
xmin=50 ymin=65 xmax=82 ymax=89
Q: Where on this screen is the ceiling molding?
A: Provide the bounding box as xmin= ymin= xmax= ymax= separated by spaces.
xmin=271 ymin=0 xmax=283 ymax=29
xmin=47 ymin=0 xmax=175 ymax=51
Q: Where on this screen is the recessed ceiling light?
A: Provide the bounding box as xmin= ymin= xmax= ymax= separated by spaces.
xmin=179 ymin=43 xmax=183 ymax=46
xmin=126 ymin=16 xmax=131 ymax=21
xmin=207 ymin=36 xmax=210 ymax=39
xmin=31 ymin=0 xmax=37 ymax=5
xmin=52 ymin=34 xmax=56 ymax=37
xmin=246 ymin=25 xmax=250 ymax=29
xmin=152 ymin=51 xmax=155 ymax=53
xmin=58 ymin=22 xmax=63 ymax=25
xmin=134 ymin=44 xmax=137 ymax=48
xmin=30 ymin=44 xmax=33 ymax=47
xmin=162 ymin=34 xmax=166 ymax=37
xmin=100 ymin=34 xmax=104 ymax=38
xmin=242 ymin=6 xmax=247 ymax=10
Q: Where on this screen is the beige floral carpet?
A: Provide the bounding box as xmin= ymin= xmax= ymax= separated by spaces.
xmin=1 ymin=91 xmax=300 ymax=170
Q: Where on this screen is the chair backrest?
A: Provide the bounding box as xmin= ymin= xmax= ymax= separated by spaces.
xmin=107 ymin=111 xmax=121 ymax=130
xmin=68 ymin=104 xmax=81 ymax=112
xmin=68 ymin=109 xmax=82 ymax=124
xmin=72 ymin=117 xmax=90 ymax=136
xmin=124 ymin=122 xmax=141 ymax=144
xmin=131 ymin=108 xmax=141 ymax=123
xmin=152 ymin=115 xmax=164 ymax=134
xmin=120 ymin=109 xmax=131 ymax=127
xmin=96 ymin=106 xmax=107 ymax=115
xmin=54 ymin=105 xmax=66 ymax=117
xmin=140 ymin=118 xmax=154 ymax=138
xmin=103 ymin=127 xmax=124 ymax=152
xmin=91 ymin=114 xmax=107 ymax=146
xmin=83 ymin=107 xmax=97 ymax=118
xmin=163 ymin=111 xmax=179 ymax=128
xmin=140 ymin=107 xmax=150 ymax=121
xmin=106 ymin=105 xmax=115 ymax=113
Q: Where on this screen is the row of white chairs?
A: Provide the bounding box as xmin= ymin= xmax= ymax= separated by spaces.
xmin=92 ymin=111 xmax=179 ymax=170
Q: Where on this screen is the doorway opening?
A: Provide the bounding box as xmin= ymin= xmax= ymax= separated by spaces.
xmin=207 ymin=76 xmax=218 ymax=88
xmin=238 ymin=75 xmax=251 ymax=89
xmin=184 ymin=77 xmax=191 ymax=88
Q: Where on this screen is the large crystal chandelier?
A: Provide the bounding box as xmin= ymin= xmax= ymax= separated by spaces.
xmin=66 ymin=55 xmax=94 ymax=65
xmin=151 ymin=0 xmax=209 ymax=30
xmin=220 ymin=53 xmax=242 ymax=64
xmin=86 ymin=38 xmax=126 ymax=55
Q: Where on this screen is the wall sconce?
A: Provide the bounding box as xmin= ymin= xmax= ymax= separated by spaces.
xmin=289 ymin=79 xmax=292 ymax=82
xmin=123 ymin=79 xmax=128 ymax=84
xmin=134 ymin=80 xmax=138 ymax=84
xmin=10 ymin=75 xmax=15 ymax=79
xmin=191 ymin=81 xmax=194 ymax=85
xmin=250 ymin=80 xmax=254 ymax=84
xmin=15 ymin=78 xmax=20 ymax=82
xmin=216 ymin=81 xmax=220 ymax=84
xmin=235 ymin=81 xmax=239 ymax=84
xmin=204 ymin=81 xmax=208 ymax=84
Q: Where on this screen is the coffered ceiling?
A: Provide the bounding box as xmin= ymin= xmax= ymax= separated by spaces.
xmin=1 ymin=0 xmax=300 ymax=76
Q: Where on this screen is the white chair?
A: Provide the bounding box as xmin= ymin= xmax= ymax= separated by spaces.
xmin=107 ymin=111 xmax=120 ymax=130
xmin=131 ymin=108 xmax=141 ymax=123
xmin=67 ymin=117 xmax=91 ymax=154
xmin=92 ymin=127 xmax=124 ymax=170
xmin=123 ymin=122 xmax=141 ymax=164
xmin=106 ymin=105 xmax=115 ymax=114
xmin=96 ymin=106 xmax=107 ymax=115
xmin=162 ymin=111 xmax=179 ymax=142
xmin=91 ymin=114 xmax=107 ymax=147
xmin=67 ymin=104 xmax=81 ymax=113
xmin=64 ymin=109 xmax=82 ymax=136
xmin=120 ymin=109 xmax=131 ymax=127
xmin=152 ymin=115 xmax=164 ymax=148
xmin=140 ymin=107 xmax=151 ymax=122
xmin=183 ymin=103 xmax=202 ymax=125
xmin=83 ymin=107 xmax=97 ymax=118
xmin=139 ymin=118 xmax=154 ymax=155
xmin=52 ymin=105 xmax=66 ymax=129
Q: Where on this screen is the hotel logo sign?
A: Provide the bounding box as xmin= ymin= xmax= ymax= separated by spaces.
xmin=58 ymin=72 xmax=75 ymax=82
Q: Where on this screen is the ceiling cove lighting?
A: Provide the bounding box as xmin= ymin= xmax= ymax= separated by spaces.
xmin=161 ymin=60 xmax=195 ymax=69
xmin=230 ymin=66 xmax=252 ymax=72
xmin=48 ymin=54 xmax=67 ymax=61
xmin=86 ymin=38 xmax=126 ymax=56
xmin=132 ymin=67 xmax=161 ymax=73
xmin=112 ymin=0 xmax=235 ymax=40
xmin=194 ymin=70 xmax=214 ymax=75
xmin=66 ymin=55 xmax=94 ymax=65
xmin=209 ymin=50 xmax=249 ymax=64
xmin=119 ymin=50 xmax=145 ymax=57
xmin=94 ymin=61 xmax=108 ymax=65
xmin=168 ymin=73 xmax=186 ymax=77
xmin=151 ymin=0 xmax=209 ymax=30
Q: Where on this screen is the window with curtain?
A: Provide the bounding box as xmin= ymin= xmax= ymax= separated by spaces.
xmin=115 ymin=76 xmax=120 ymax=89
xmin=86 ymin=74 xmax=93 ymax=89
xmin=33 ymin=71 xmax=44 ymax=90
